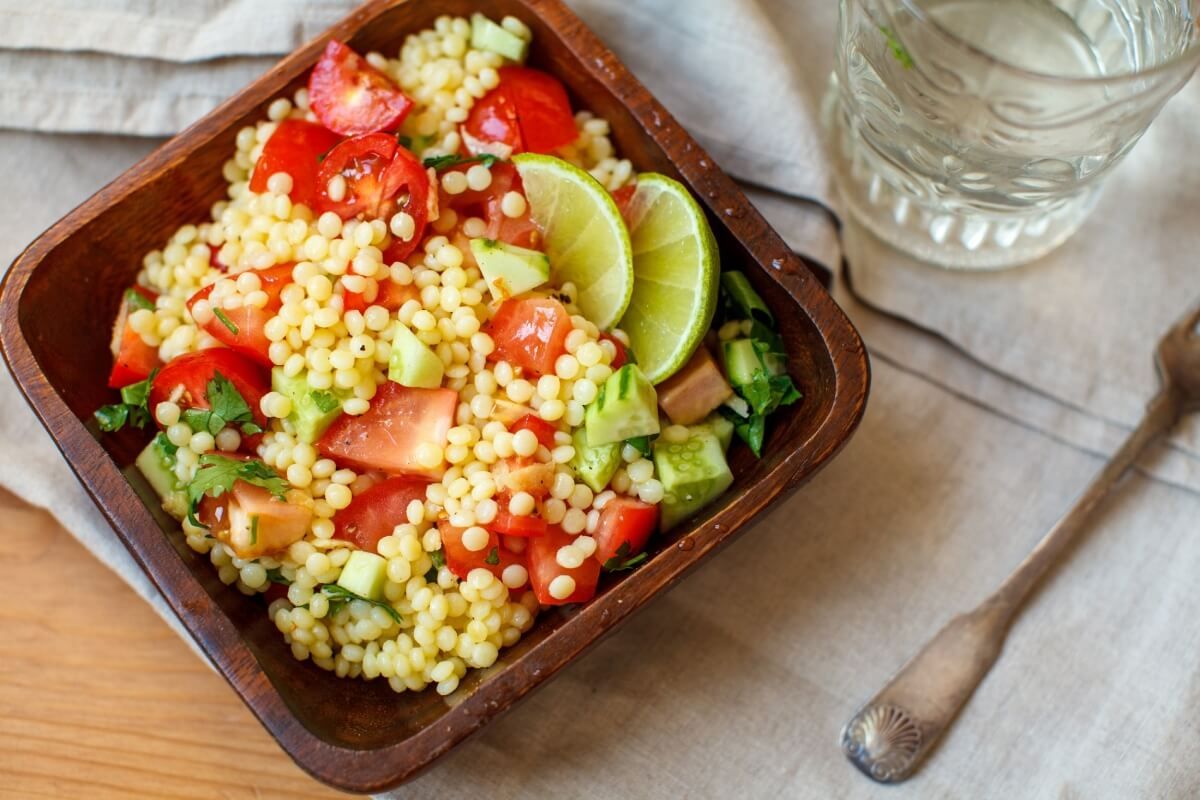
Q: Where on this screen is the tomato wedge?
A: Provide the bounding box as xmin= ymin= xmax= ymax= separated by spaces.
xmin=592 ymin=497 xmax=658 ymax=565
xmin=318 ymin=382 xmax=457 ymax=477
xmin=333 ymin=476 xmax=430 ymax=552
xmin=308 ymin=40 xmax=414 ymax=137
xmin=600 ymin=333 xmax=629 ymax=369
xmin=249 ymin=119 xmax=342 ymax=207
xmin=441 ymin=161 xmax=537 ymax=249
xmin=187 ymin=263 xmax=295 ymax=366
xmin=108 ymin=286 xmax=161 ymax=389
xmin=200 ymin=478 xmax=312 ymax=559
xmin=148 ymin=349 xmax=270 ymax=440
xmin=437 ymin=520 xmax=525 ymax=581
xmin=342 ymin=277 xmax=421 ymax=314
xmin=487 ymin=296 xmax=572 ymax=377
xmin=464 ymin=67 xmax=577 ymax=155
xmin=315 ymin=134 xmax=431 ymax=241
xmin=528 ymin=526 xmax=600 ymax=605
xmin=463 ymin=85 xmax=523 ymax=154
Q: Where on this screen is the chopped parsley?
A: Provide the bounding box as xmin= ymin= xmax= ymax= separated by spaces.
xmin=181 ymin=371 xmax=263 ymax=437
xmin=310 ymin=390 xmax=340 ymax=414
xmin=602 ymin=542 xmax=648 ymax=572
xmin=320 ymin=584 xmax=403 ymax=626
xmin=94 ymin=371 xmax=157 ymax=432
xmin=485 ymin=546 xmax=500 ymax=565
xmin=422 ymin=152 xmax=499 ymax=171
xmin=425 ymin=549 xmax=447 ymax=582
xmin=265 ymin=567 xmax=291 ymax=586
xmin=624 ymin=435 xmax=654 ymax=459
xmin=185 ymin=454 xmax=287 ymax=527
xmin=249 ymin=514 xmax=260 ymax=545
xmin=124 ymin=288 xmax=155 ymax=312
xmin=212 ymin=307 xmax=239 ymax=335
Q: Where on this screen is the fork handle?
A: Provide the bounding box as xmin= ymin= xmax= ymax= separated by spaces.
xmin=842 ymin=386 xmax=1182 ymax=783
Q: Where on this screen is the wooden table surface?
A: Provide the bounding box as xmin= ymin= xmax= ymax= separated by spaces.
xmin=0 ymin=488 xmax=360 ymax=799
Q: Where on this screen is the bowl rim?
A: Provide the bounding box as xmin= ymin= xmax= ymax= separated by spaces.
xmin=0 ymin=0 xmax=870 ymax=792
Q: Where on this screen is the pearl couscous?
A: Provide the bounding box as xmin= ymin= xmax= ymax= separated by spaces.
xmin=96 ymin=12 xmax=800 ymax=696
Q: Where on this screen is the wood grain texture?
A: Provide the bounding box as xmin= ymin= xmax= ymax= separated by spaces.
xmin=0 ymin=0 xmax=869 ymax=793
xmin=0 ymin=489 xmax=354 ymax=800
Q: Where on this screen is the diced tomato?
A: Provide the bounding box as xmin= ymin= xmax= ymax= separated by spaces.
xmin=249 ymin=119 xmax=343 ymax=207
xmin=592 ymin=497 xmax=658 ymax=565
xmin=207 ymin=244 xmax=228 ymax=272
xmin=342 ymin=271 xmax=421 ymax=313
xmin=600 ymin=333 xmax=628 ymax=369
xmin=437 ymin=519 xmax=525 ymax=582
xmin=464 ymin=67 xmax=576 ymax=155
xmin=201 ymin=479 xmax=312 ymax=559
xmin=186 ymin=263 xmax=295 ymax=366
xmin=318 ymin=382 xmax=457 ymax=477
xmin=487 ymin=296 xmax=571 ymax=377
xmin=489 ymin=504 xmax=548 ymax=538
xmin=308 ymin=40 xmax=414 ymax=137
xmin=499 ymin=67 xmax=578 ymax=153
xmin=611 ymin=183 xmax=635 ymax=226
xmin=108 ymin=286 xmax=163 ymax=388
xmin=333 ymin=476 xmax=430 ymax=552
xmin=441 ymin=161 xmax=538 ymax=249
xmin=511 ymin=414 xmax=557 ymax=449
xmin=528 ymin=526 xmax=600 ymax=605
xmin=148 ymin=348 xmax=270 ymax=438
xmin=463 ymin=85 xmax=524 ymax=154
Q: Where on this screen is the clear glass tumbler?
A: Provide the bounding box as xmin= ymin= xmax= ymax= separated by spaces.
xmin=827 ymin=0 xmax=1200 ymax=269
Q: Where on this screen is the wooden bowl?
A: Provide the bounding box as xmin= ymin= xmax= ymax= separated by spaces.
xmin=0 ymin=0 xmax=869 ymax=792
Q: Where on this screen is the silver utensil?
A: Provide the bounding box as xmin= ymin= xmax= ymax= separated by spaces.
xmin=841 ymin=302 xmax=1200 ymax=783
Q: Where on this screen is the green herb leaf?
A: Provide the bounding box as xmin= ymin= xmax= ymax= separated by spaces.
xmin=310 ymin=390 xmax=340 ymax=414
xmin=185 ymin=454 xmax=288 ymax=527
xmin=265 ymin=567 xmax=291 ymax=586
xmin=719 ymin=405 xmax=766 ymax=457
xmin=320 ymin=584 xmax=403 ymax=626
xmin=485 ymin=546 xmax=500 ymax=565
xmin=880 ymin=25 xmax=914 ymax=69
xmin=124 ymin=288 xmax=155 ymax=312
xmin=430 ymin=549 xmax=446 ymax=570
xmin=422 ymin=153 xmax=499 ymax=171
xmin=720 ymin=271 xmax=774 ymax=328
xmin=213 ymin=308 xmax=239 ymax=335
xmin=624 ymin=435 xmax=653 ymax=458
xmin=182 ymin=371 xmax=262 ymax=437
xmin=603 ymin=542 xmax=649 ymax=571
xmin=249 ymin=514 xmax=259 ymax=545
xmin=153 ymin=431 xmax=178 ymax=461
xmin=94 ymin=372 xmax=157 ymax=432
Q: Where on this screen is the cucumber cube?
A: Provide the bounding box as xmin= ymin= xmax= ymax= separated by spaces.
xmin=571 ymin=427 xmax=622 ymax=493
xmin=389 ymin=322 xmax=445 ymax=389
xmin=337 ymin=551 xmax=388 ymax=601
xmin=471 ymin=13 xmax=529 ymax=62
xmin=653 ymin=429 xmax=733 ymax=531
xmin=470 ymin=238 xmax=549 ymax=301
xmin=585 ymin=364 xmax=660 ymax=446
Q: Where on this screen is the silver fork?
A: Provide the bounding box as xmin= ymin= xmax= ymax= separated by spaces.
xmin=840 ymin=301 xmax=1200 ymax=783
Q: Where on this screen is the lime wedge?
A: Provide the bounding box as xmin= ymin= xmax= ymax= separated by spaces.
xmin=512 ymin=153 xmax=633 ymax=330
xmin=618 ymin=173 xmax=719 ymax=384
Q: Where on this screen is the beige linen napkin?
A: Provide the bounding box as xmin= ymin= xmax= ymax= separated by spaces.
xmin=4 ymin=2 xmax=1200 ymax=798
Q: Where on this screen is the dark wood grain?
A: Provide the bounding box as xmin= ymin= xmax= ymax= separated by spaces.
xmin=0 ymin=0 xmax=870 ymax=793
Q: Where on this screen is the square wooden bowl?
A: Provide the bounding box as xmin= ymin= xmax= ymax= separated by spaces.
xmin=0 ymin=0 xmax=869 ymax=792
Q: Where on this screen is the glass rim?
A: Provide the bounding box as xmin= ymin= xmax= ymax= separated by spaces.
xmin=895 ymin=0 xmax=1200 ymax=85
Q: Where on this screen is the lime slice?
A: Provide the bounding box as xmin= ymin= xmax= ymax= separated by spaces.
xmin=512 ymin=153 xmax=633 ymax=330
xmin=618 ymin=173 xmax=719 ymax=384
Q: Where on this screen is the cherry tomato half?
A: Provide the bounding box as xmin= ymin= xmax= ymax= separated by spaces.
xmin=308 ymin=40 xmax=414 ymax=137
xmin=148 ymin=348 xmax=270 ymax=435
xmin=186 ymin=264 xmax=295 ymax=367
xmin=249 ymin=119 xmax=343 ymax=208
xmin=333 ymin=476 xmax=430 ymax=552
xmin=487 ymin=296 xmax=572 ymax=377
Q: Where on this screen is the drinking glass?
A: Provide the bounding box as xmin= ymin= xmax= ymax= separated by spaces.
xmin=827 ymin=0 xmax=1200 ymax=270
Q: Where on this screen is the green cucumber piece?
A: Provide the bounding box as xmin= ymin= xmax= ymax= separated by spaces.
xmin=389 ymin=322 xmax=445 ymax=389
xmin=722 ymin=338 xmax=761 ymax=387
xmin=135 ymin=439 xmax=187 ymax=519
xmin=570 ymin=427 xmax=621 ymax=493
xmin=272 ymin=368 xmax=347 ymax=444
xmin=693 ymin=413 xmax=734 ymax=452
xmin=470 ymin=13 xmax=529 ymax=62
xmin=470 ymin=238 xmax=549 ymax=301
xmin=337 ymin=551 xmax=388 ymax=601
xmin=721 ymin=271 xmax=773 ymax=326
xmin=653 ymin=429 xmax=733 ymax=531
xmin=585 ymin=364 xmax=660 ymax=446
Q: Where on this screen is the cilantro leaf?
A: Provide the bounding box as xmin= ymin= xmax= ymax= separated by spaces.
xmin=181 ymin=371 xmax=262 ymax=437
xmin=213 ymin=308 xmax=239 ymax=335
xmin=719 ymin=405 xmax=766 ymax=457
xmin=94 ymin=371 xmax=157 ymax=432
xmin=310 ymin=390 xmax=339 ymax=414
xmin=185 ymin=454 xmax=288 ymax=527
xmin=430 ymin=549 xmax=446 ymax=569
xmin=602 ymin=542 xmax=648 ymax=572
xmin=124 ymin=288 xmax=155 ymax=312
xmin=265 ymin=567 xmax=291 ymax=586
xmin=720 ymin=271 xmax=774 ymax=328
xmin=320 ymin=584 xmax=403 ymax=626
xmin=485 ymin=547 xmax=500 ymax=565
xmin=624 ymin=435 xmax=653 ymax=458
xmin=423 ymin=153 xmax=499 ymax=171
